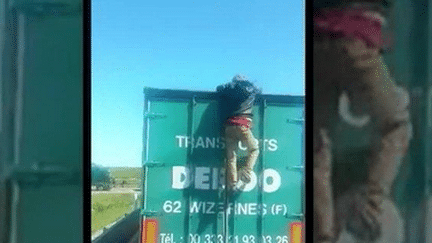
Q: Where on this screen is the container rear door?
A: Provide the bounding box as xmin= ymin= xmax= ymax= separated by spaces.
xmin=229 ymin=101 xmax=304 ymax=243
xmin=142 ymin=94 xmax=304 ymax=243
xmin=142 ymin=99 xmax=191 ymax=242
xmin=143 ymin=96 xmax=228 ymax=242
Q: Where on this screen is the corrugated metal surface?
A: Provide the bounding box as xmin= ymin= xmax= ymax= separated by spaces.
xmin=141 ymin=88 xmax=304 ymax=242
xmin=0 ymin=0 xmax=83 ymax=242
xmin=386 ymin=1 xmax=431 ymax=242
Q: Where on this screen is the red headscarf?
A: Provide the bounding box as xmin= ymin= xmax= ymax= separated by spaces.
xmin=314 ymin=7 xmax=387 ymax=48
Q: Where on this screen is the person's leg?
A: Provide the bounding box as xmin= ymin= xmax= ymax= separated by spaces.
xmin=314 ymin=128 xmax=335 ymax=243
xmin=342 ymin=36 xmax=411 ymax=221
xmin=225 ymin=125 xmax=240 ymax=188
xmin=334 ymin=35 xmax=411 ymax=241
xmin=237 ymin=126 xmax=259 ymax=183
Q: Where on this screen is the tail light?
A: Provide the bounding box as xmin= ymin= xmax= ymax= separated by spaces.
xmin=290 ymin=222 xmax=304 ymax=243
xmin=141 ymin=219 xmax=158 ymax=243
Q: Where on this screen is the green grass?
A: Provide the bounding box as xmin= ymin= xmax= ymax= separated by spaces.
xmin=109 ymin=167 xmax=143 ymax=180
xmin=91 ymin=167 xmax=143 ymax=234
xmin=109 ymin=167 xmax=143 ymax=188
xmin=91 ymin=193 xmax=135 ymax=233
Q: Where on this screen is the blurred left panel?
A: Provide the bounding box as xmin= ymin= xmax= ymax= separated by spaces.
xmin=0 ymin=0 xmax=83 ymax=243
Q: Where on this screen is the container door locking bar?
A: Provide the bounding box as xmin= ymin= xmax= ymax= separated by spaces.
xmin=287 ymin=118 xmax=304 ymax=125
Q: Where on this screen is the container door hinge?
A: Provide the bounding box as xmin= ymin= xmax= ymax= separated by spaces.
xmin=287 ymin=118 xmax=304 ymax=125
xmin=144 ymin=113 xmax=167 ymax=120
xmin=286 ymin=213 xmax=304 ymax=220
xmin=287 ymin=165 xmax=305 ymax=171
xmin=12 ymin=2 xmax=82 ymax=17
xmin=142 ymin=210 xmax=162 ymax=217
xmin=143 ymin=161 xmax=166 ymax=168
xmin=0 ymin=162 xmax=80 ymax=187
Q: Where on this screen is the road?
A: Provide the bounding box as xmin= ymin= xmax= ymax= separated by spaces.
xmin=128 ymin=231 xmax=140 ymax=243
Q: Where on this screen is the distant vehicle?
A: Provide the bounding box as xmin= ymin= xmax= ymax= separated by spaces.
xmin=140 ymin=87 xmax=305 ymax=243
xmin=92 ymin=165 xmax=113 ymax=191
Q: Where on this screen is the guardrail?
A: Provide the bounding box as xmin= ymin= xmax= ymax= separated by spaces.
xmin=92 ymin=189 xmax=142 ymax=243
xmin=92 ymin=209 xmax=140 ymax=243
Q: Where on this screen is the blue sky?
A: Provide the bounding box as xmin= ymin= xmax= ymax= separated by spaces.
xmin=92 ymin=0 xmax=305 ymax=167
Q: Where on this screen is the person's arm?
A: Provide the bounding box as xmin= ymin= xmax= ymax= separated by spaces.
xmin=254 ymin=86 xmax=262 ymax=95
xmin=314 ymin=0 xmax=389 ymax=7
xmin=216 ymin=84 xmax=226 ymax=93
xmin=216 ymin=84 xmax=229 ymax=100
xmin=366 ymin=85 xmax=411 ymax=211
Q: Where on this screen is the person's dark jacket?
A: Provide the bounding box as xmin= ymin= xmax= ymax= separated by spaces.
xmin=314 ymin=0 xmax=390 ymax=10
xmin=216 ymin=80 xmax=261 ymax=121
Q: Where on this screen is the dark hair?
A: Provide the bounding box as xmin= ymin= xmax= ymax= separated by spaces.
xmin=232 ymin=74 xmax=249 ymax=82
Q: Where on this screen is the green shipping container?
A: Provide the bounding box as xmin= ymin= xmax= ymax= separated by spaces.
xmin=140 ymin=88 xmax=305 ymax=243
xmin=0 ymin=0 xmax=83 ymax=243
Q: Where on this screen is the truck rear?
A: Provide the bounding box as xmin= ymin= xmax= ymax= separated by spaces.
xmin=140 ymin=88 xmax=305 ymax=243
